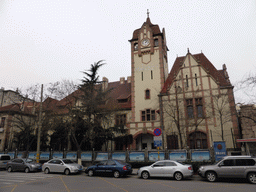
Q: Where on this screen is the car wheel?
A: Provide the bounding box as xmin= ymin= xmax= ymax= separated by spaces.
xmin=25 ymin=167 xmax=30 ymax=173
xmin=88 ymin=170 xmax=94 ymax=177
xmin=174 ymin=172 xmax=183 ymax=181
xmin=64 ymin=169 xmax=70 ymax=175
xmin=206 ymin=171 xmax=217 ymax=182
xmin=113 ymin=171 xmax=120 ymax=178
xmin=141 ymin=171 xmax=150 ymax=179
xmin=7 ymin=166 xmax=12 ymax=172
xmin=247 ymin=172 xmax=256 ymax=184
xmin=44 ymin=168 xmax=50 ymax=174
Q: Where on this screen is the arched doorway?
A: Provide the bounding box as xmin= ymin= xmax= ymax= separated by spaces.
xmin=188 ymin=131 xmax=208 ymax=149
xmin=135 ymin=133 xmax=155 ymax=150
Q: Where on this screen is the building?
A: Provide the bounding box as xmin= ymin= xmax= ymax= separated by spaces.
xmin=0 ymin=15 xmax=240 ymax=152
xmin=237 ymin=104 xmax=256 ymax=155
xmin=160 ymin=51 xmax=239 ymax=150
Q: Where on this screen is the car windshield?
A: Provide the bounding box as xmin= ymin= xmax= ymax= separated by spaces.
xmin=25 ymin=159 xmax=33 ymax=163
xmin=62 ymin=159 xmax=74 ymax=164
xmin=213 ymin=158 xmax=223 ymax=165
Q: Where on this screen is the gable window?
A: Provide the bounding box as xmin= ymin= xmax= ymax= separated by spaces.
xmin=142 ymin=109 xmax=156 ymax=121
xmin=186 ymin=99 xmax=194 ymax=118
xmin=115 ymin=114 xmax=126 ymax=126
xmin=186 ymin=75 xmax=189 ymax=87
xmin=195 ymin=74 xmax=198 ymax=86
xmin=151 ymin=70 xmax=153 ymax=79
xmin=141 ymin=72 xmax=143 ymax=81
xmin=145 ymin=89 xmax=150 ymax=99
xmin=196 ymin=98 xmax=203 ymax=118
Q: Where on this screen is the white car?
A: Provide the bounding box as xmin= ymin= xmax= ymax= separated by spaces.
xmin=137 ymin=160 xmax=193 ymax=180
xmin=42 ymin=159 xmax=83 ymax=175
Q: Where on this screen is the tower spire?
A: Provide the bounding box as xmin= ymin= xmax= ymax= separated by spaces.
xmin=147 ymin=9 xmax=150 ymax=18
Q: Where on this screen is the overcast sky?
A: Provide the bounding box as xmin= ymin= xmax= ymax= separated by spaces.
xmin=0 ymin=0 xmax=255 ymax=103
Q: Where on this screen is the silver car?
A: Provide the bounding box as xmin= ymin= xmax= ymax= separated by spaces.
xmin=137 ymin=160 xmax=193 ymax=180
xmin=42 ymin=159 xmax=83 ymax=175
xmin=198 ymin=156 xmax=256 ymax=184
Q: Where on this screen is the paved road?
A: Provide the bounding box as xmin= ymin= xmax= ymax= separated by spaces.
xmin=0 ymin=170 xmax=255 ymax=192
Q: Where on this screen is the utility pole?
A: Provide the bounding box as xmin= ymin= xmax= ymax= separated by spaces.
xmin=36 ymin=84 xmax=43 ymax=163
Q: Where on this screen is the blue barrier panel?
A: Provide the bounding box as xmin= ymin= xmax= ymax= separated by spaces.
xmin=191 ymin=150 xmax=210 ymax=161
xmin=95 ymin=152 xmax=108 ymax=161
xmin=40 ymin=152 xmax=50 ymax=160
xmin=66 ymin=152 xmax=77 ymax=160
xmin=28 ymin=152 xmax=37 ymax=160
xmin=169 ymin=151 xmax=187 ymax=161
xmin=148 ymin=152 xmax=165 ymax=161
xmin=111 ymin=152 xmax=126 ymax=161
xmin=52 ymin=152 xmax=63 ymax=159
xmin=8 ymin=152 xmax=15 ymax=159
xmin=17 ymin=152 xmax=23 ymax=158
xmin=81 ymin=152 xmax=92 ymax=161
xmin=129 ymin=152 xmax=145 ymax=161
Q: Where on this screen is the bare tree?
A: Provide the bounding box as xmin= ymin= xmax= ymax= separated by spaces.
xmin=211 ymin=93 xmax=234 ymax=141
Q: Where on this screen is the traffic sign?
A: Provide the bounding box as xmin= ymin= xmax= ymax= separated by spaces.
xmin=154 ymin=128 xmax=162 ymax=136
xmin=154 ymin=136 xmax=162 ymax=147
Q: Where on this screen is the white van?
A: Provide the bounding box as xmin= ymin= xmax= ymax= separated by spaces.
xmin=0 ymin=154 xmax=11 ymax=169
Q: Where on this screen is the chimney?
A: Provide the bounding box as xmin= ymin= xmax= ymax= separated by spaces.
xmin=127 ymin=76 xmax=131 ymax=83
xmin=120 ymin=77 xmax=125 ymax=84
xmin=102 ymin=77 xmax=108 ymax=91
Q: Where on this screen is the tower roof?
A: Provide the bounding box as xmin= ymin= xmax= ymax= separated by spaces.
xmin=129 ymin=16 xmax=161 ymax=41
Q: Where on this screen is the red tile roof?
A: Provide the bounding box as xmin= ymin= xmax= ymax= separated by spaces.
xmin=161 ymin=53 xmax=232 ymax=94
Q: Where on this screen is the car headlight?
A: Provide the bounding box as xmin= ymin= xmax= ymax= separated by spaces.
xmin=199 ymin=167 xmax=204 ymax=170
xmin=30 ymin=165 xmax=36 ymax=168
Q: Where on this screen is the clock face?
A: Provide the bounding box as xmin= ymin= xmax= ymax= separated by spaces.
xmin=141 ymin=39 xmax=150 ymax=46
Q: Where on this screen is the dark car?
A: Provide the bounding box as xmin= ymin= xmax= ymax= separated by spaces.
xmin=6 ymin=158 xmax=42 ymax=173
xmin=0 ymin=154 xmax=11 ymax=170
xmin=85 ymin=160 xmax=132 ymax=178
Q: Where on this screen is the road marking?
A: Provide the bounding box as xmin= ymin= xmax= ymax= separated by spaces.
xmin=10 ymin=184 xmax=17 ymax=192
xmin=60 ymin=176 xmax=71 ymax=192
xmin=99 ymin=177 xmax=129 ymax=192
xmin=0 ymin=179 xmax=26 ymax=182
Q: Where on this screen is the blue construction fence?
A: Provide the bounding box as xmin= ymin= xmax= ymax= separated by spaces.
xmin=0 ymin=149 xmax=213 ymax=163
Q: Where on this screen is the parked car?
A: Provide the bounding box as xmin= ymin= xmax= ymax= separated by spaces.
xmin=85 ymin=160 xmax=133 ymax=178
xmin=198 ymin=156 xmax=256 ymax=184
xmin=0 ymin=154 xmax=11 ymax=170
xmin=6 ymin=158 xmax=42 ymax=173
xmin=137 ymin=160 xmax=193 ymax=180
xmin=42 ymin=159 xmax=83 ymax=175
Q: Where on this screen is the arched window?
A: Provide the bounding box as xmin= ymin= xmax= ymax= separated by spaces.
xmin=145 ymin=89 xmax=150 ymax=99
xmin=188 ymin=131 xmax=208 ymax=149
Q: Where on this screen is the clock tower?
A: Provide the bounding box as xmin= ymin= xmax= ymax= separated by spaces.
xmin=128 ymin=12 xmax=169 ymax=150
